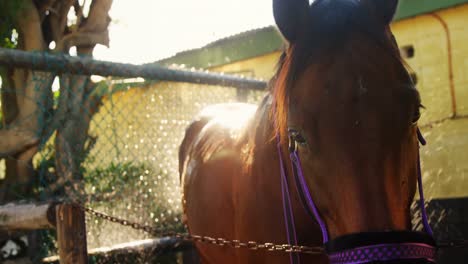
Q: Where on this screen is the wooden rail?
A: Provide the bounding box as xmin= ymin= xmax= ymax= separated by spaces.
xmin=0 ymin=202 xmax=57 ymax=230
xmin=0 ymin=202 xmax=195 ymax=263
xmin=0 ymin=202 xmax=87 ymax=264
xmin=42 ymin=237 xmax=194 ymax=263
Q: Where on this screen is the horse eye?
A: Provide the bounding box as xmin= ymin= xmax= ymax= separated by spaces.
xmin=288 ymin=129 xmax=308 ymax=145
xmin=294 ymin=133 xmax=307 ymax=145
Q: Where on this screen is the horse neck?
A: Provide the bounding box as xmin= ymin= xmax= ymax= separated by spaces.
xmin=237 ymin=94 xmax=276 ymax=182
xmin=242 ymin=93 xmax=324 ymax=245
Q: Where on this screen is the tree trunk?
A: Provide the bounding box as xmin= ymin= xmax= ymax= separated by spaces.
xmin=1 ymin=68 xmax=19 ymax=201
xmin=54 ymin=0 xmax=112 ymax=199
xmin=0 ymin=0 xmax=112 ymax=262
xmin=0 ymin=0 xmax=55 ymax=202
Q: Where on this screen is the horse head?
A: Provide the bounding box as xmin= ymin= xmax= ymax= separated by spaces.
xmin=273 ymin=0 xmax=436 ymax=262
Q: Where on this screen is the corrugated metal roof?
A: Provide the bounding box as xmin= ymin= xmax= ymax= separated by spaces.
xmin=156 ymin=26 xmax=283 ymax=69
xmin=394 ymin=0 xmax=468 ymax=20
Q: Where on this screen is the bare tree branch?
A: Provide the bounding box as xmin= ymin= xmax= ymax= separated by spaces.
xmin=40 ymin=75 xmax=70 ymax=146
xmin=55 ymin=0 xmax=112 ymax=52
xmin=0 ymin=129 xmax=38 ymax=158
xmin=81 ymin=78 xmax=103 ymax=115
xmin=73 ymin=0 xmax=86 ymax=28
xmin=15 ymin=146 xmax=38 ymax=183
xmin=15 ymin=0 xmax=47 ymax=51
xmin=82 ymin=0 xmax=112 ymax=32
xmin=48 ymin=0 xmax=76 ymax=43
xmin=55 ymin=30 xmax=109 ymax=51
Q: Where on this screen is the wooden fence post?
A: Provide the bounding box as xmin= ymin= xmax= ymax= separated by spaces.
xmin=56 ymin=204 xmax=88 ymax=264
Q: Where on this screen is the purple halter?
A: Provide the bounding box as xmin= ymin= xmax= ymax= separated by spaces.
xmin=276 ymin=128 xmax=437 ymax=264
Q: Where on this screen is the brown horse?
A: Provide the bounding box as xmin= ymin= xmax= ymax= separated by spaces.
xmin=180 ymin=0 xmax=436 ymax=263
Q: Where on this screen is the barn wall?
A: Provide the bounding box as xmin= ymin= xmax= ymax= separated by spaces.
xmin=392 ymin=3 xmax=468 ymax=199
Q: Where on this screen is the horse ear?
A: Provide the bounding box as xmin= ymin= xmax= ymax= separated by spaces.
xmin=368 ymin=0 xmax=399 ymax=24
xmin=273 ymin=0 xmax=309 ymax=42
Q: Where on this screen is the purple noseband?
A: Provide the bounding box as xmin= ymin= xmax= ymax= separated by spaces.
xmin=329 ymin=242 xmax=436 ymax=264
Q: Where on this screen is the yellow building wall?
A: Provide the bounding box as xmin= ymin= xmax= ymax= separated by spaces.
xmin=392 ymin=4 xmax=468 ymax=199
xmin=209 ymin=52 xmax=281 ymax=81
xmin=392 ymin=4 xmax=468 ymax=122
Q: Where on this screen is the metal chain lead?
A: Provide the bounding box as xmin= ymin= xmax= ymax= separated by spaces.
xmin=78 ymin=203 xmax=468 ymax=251
xmin=79 ymin=203 xmax=324 ymax=255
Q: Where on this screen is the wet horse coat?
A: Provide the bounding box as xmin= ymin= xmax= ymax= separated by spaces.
xmin=180 ymin=0 xmax=432 ymax=263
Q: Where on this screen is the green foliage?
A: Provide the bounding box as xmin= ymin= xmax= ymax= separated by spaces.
xmin=83 ymin=161 xmax=183 ymax=228
xmin=1 ymin=37 xmax=16 ymax=49
xmin=84 ymin=162 xmax=150 ymax=199
xmin=0 ymin=0 xmax=24 ymax=49
xmin=35 ymin=157 xmax=185 ymax=262
xmin=0 ymin=0 xmax=22 ymax=130
xmin=83 ymin=161 xmax=184 ymax=263
xmin=38 ymin=229 xmax=58 ymax=261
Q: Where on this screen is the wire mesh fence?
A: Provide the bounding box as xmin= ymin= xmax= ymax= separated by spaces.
xmin=82 ymin=79 xmax=266 ymax=250
xmin=0 ymin=48 xmax=268 ymax=263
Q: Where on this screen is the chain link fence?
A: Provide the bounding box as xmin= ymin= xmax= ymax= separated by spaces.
xmin=0 ymin=48 xmax=268 ymax=263
xmin=82 ymin=79 xmax=266 ymax=251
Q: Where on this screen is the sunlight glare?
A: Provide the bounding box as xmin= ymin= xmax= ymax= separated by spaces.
xmin=199 ymin=103 xmax=257 ymax=133
xmin=51 ymin=77 xmax=59 ymax=92
xmin=94 ymin=0 xmax=274 ymax=64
